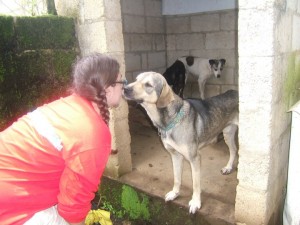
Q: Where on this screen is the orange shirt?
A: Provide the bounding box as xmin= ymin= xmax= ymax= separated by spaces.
xmin=0 ymin=94 xmax=111 ymax=225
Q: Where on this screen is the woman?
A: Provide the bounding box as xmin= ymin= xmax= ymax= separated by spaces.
xmin=0 ymin=53 xmax=126 ymax=225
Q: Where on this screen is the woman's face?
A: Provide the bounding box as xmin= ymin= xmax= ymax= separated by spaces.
xmin=106 ymin=73 xmax=125 ymax=108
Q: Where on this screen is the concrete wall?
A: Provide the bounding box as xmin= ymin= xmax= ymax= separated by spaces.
xmin=165 ymin=10 xmax=238 ymax=98
xmin=236 ymin=0 xmax=300 ymax=224
xmin=121 ymin=0 xmax=166 ymax=83
xmin=121 ymin=0 xmax=238 ymax=99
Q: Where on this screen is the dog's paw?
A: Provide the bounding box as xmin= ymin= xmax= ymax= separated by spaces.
xmin=165 ymin=191 xmax=179 ymax=202
xmin=221 ymin=166 xmax=233 ymax=175
xmin=188 ymin=199 xmax=201 ymax=214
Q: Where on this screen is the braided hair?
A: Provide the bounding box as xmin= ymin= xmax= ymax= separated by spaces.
xmin=72 ymin=53 xmax=120 ymax=125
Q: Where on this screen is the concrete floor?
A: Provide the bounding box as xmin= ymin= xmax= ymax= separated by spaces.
xmin=119 ymin=104 xmax=238 ymax=224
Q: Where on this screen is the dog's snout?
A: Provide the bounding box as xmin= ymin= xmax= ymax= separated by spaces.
xmin=217 ymin=74 xmax=221 ymax=78
xmin=123 ymin=86 xmax=133 ymax=95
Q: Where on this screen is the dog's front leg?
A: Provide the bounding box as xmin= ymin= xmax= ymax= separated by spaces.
xmin=188 ymin=154 xmax=202 ymax=214
xmin=165 ymin=150 xmax=184 ymax=202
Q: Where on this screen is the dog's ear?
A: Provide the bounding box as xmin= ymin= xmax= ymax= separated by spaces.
xmin=157 ymin=81 xmax=175 ymax=108
xmin=186 ymin=56 xmax=194 ymax=66
xmin=220 ymin=59 xmax=226 ymax=65
xmin=209 ymin=59 xmax=217 ymax=67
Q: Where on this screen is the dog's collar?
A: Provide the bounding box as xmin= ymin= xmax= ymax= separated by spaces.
xmin=158 ymin=106 xmax=185 ymax=138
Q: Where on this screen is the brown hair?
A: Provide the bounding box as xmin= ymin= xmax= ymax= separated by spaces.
xmin=72 ymin=53 xmax=120 ymax=124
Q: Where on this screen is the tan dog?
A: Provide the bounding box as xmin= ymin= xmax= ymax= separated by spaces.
xmin=123 ymin=72 xmax=238 ymax=214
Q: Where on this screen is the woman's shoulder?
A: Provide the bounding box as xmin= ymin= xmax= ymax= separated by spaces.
xmin=38 ymin=94 xmax=106 ymax=132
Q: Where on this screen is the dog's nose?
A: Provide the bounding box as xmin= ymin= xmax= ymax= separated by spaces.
xmin=217 ymin=74 xmax=221 ymax=78
xmin=123 ymin=86 xmax=133 ymax=96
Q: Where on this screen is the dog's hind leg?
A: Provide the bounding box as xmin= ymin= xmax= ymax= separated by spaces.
xmin=197 ymin=78 xmax=207 ymax=99
xmin=221 ymin=124 xmax=238 ymax=175
xmin=165 ymin=150 xmax=184 ymax=202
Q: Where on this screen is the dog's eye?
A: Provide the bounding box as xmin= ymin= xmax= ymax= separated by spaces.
xmin=144 ymin=82 xmax=153 ymax=88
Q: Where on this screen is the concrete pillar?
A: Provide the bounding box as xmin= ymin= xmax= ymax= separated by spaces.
xmin=236 ymin=0 xmax=293 ymax=224
xmin=54 ymin=0 xmax=132 ymax=177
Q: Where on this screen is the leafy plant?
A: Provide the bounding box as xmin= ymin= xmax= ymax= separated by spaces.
xmin=121 ymin=186 xmax=150 ymax=221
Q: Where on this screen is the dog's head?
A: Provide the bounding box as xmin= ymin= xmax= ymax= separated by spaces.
xmin=209 ymin=59 xmax=226 ymax=78
xmin=123 ymin=72 xmax=175 ymax=108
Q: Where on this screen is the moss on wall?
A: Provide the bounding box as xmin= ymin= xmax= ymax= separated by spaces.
xmin=284 ymin=52 xmax=300 ymax=108
xmin=0 ymin=15 xmax=78 ymax=129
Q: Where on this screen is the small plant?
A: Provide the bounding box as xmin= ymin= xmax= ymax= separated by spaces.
xmin=121 ymin=185 xmax=150 ymax=221
xmin=95 ymin=184 xmax=151 ymax=223
xmin=101 ymin=200 xmax=126 ymax=219
xmin=93 ymin=194 xmax=126 ymax=221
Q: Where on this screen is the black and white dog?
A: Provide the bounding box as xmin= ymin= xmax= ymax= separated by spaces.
xmin=163 ymin=60 xmax=186 ymax=98
xmin=163 ymin=56 xmax=226 ymax=99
